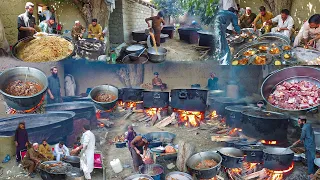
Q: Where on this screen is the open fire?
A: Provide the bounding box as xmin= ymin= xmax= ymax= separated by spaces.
xmin=145 ymin=108 xmax=162 ymax=117
xmin=265 ymin=162 xmax=294 ymax=180
xmin=261 ymin=140 xmax=278 ymax=145
xmin=174 ymin=109 xmax=205 ymax=127
xmin=7 ymin=96 xmax=45 ymax=114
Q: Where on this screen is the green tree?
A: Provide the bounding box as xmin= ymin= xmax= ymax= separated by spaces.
xmin=151 ymin=0 xmax=185 ymax=23
xmin=180 ymin=0 xmax=219 ymax=25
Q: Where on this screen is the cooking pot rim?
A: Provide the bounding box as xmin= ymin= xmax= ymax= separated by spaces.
xmin=241 ymin=109 xmax=288 ymax=119
xmin=263 ymin=147 xmax=294 ymax=155
xmin=171 ymin=88 xmax=208 ymax=91
xmin=89 ymin=85 xmax=119 ymax=104
xmin=187 ymin=151 xmax=222 ymax=170
xmin=218 ymin=147 xmax=244 ymax=158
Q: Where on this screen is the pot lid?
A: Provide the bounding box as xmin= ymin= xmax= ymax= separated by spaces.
xmin=263 ymin=147 xmax=294 ymax=155
xmin=225 ymin=105 xmax=259 ymax=113
xmin=241 ymin=109 xmax=288 ymax=119
xmin=126 ymin=45 xmax=144 ymax=52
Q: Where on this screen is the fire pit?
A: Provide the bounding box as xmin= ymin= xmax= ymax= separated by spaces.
xmin=0 ymin=111 xmax=75 ymax=146
xmin=224 ymin=105 xmax=259 ymax=128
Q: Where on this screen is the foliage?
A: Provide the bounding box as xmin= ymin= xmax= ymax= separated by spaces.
xmin=180 ymin=0 xmax=219 ymax=25
xmin=151 ymin=0 xmax=185 ymax=19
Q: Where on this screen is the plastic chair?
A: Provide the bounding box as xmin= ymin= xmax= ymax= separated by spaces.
xmin=20 ymin=149 xmax=27 ymax=160
xmin=94 ymin=152 xmax=106 ymax=180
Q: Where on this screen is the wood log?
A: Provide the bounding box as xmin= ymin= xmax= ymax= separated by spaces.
xmin=123 ymin=110 xmax=133 ymax=119
xmin=155 ymin=112 xmax=176 ymax=128
xmin=133 ymin=109 xmax=144 ymax=113
xmin=244 ymin=169 xmax=267 ymax=180
xmin=211 ymin=135 xmax=240 ymax=142
xmin=176 ymin=141 xmax=195 ymax=172
xmin=151 ymin=115 xmax=158 ymax=126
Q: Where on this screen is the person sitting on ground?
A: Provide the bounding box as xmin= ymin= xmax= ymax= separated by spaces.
xmin=239 ymin=7 xmax=256 ymax=28
xmin=39 ymin=139 xmax=54 ymax=160
xmin=71 ymin=20 xmax=85 ymax=41
xmin=53 ymin=141 xmax=70 ymax=161
xmin=267 ymin=9 xmax=294 ymax=38
xmin=88 ymin=18 xmax=103 ymax=41
xmin=71 ymin=137 xmax=81 ymax=156
xmin=293 ymin=14 xmax=320 ymax=50
xmin=252 ymin=6 xmax=273 ymax=33
xmin=22 ymin=143 xmax=43 ymax=178
xmin=152 ymin=72 xmax=167 ymax=91
xmin=39 ymin=17 xmax=55 ymax=34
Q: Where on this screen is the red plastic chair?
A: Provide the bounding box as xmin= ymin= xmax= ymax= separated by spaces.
xmin=20 ymin=149 xmax=27 ymax=160
xmin=94 ymin=153 xmax=102 ymax=169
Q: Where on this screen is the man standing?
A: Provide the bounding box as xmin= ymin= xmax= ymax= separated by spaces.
xmin=207 ymin=73 xmax=219 ymax=90
xmin=71 ymin=21 xmax=85 ymax=41
xmin=18 ymin=2 xmax=36 ymax=41
xmin=239 ymin=7 xmax=256 ymax=28
xmin=47 ymin=66 xmax=61 ymax=104
xmin=39 ymin=139 xmax=54 ymax=160
xmin=39 ymin=17 xmax=55 ymax=34
xmin=213 ymin=7 xmax=241 ymax=65
xmin=268 ymin=9 xmax=294 ymax=38
xmin=22 ymin=143 xmax=43 ymax=178
xmin=73 ymin=125 xmax=95 ymax=180
xmin=88 ymin=19 xmax=103 ymax=41
xmin=130 ymin=135 xmax=150 ymax=172
xmin=40 ymin=6 xmax=52 ymax=21
xmin=15 ymin=122 xmax=29 ymax=165
xmin=54 ymin=141 xmax=70 ymax=161
xmin=145 ymin=11 xmax=166 ymax=47
xmin=252 ymin=6 xmax=273 ymax=33
xmin=292 ymin=116 xmax=316 ymax=179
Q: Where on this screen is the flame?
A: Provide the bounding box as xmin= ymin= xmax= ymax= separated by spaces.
xmin=211 ymin=110 xmax=218 ymax=118
xmin=145 ymin=108 xmax=160 ymax=117
xmin=175 ymin=109 xmax=204 ymax=127
xmin=267 ymin=162 xmax=294 ymax=180
xmin=261 ymin=140 xmax=277 ymax=145
xmin=118 ymin=100 xmax=125 ymax=107
xmin=229 ymin=128 xmax=242 ymax=135
xmin=126 ymin=102 xmax=137 ymax=108
xmin=8 ymin=96 xmax=45 ymax=114
xmin=199 ymin=177 xmax=217 ymax=180
xmin=99 ymin=123 xmax=105 ymax=127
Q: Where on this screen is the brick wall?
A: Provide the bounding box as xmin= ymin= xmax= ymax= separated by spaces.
xmin=109 ymin=0 xmax=157 ymax=44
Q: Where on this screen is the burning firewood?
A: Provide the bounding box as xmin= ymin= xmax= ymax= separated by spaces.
xmin=154 ymin=112 xmax=176 ymax=128
xmin=243 ymin=169 xmax=267 ymax=180
xmin=151 ymin=114 xmax=158 ymax=126
xmin=211 ymin=135 xmax=241 ymax=142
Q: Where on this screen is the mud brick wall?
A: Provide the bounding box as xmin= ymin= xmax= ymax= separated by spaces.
xmin=109 ymin=0 xmax=157 ymax=44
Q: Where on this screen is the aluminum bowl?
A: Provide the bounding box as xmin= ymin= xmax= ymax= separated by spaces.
xmin=124 ymin=174 xmax=154 ymax=180
xmin=0 ymin=67 xmax=48 ymax=110
xmin=261 ymin=66 xmax=320 ymax=111
xmin=89 ymin=85 xmax=119 ymax=110
xmin=166 ymin=172 xmax=193 ymax=180
xmin=147 ymin=47 xmax=167 ymax=63
xmin=11 ymin=35 xmax=75 ymax=62
xmin=186 ymin=151 xmax=222 ymax=179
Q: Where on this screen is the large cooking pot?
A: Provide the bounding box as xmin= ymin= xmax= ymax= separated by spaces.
xmin=210 ymin=97 xmax=246 ymax=117
xmin=198 ymin=31 xmax=214 ymax=47
xmin=186 ymin=151 xmax=222 ymax=179
xmin=218 ymin=147 xmax=244 ymax=168
xmin=121 ymin=88 xmax=144 ymax=102
xmin=140 ymin=164 xmax=164 ymax=180
xmin=76 ymin=38 xmax=105 ymax=60
xmin=66 ymin=167 xmax=84 ymax=180
xmin=171 ymin=89 xmax=208 ymax=111
xmin=0 ymin=111 xmax=75 ymax=145
xmin=240 ymin=145 xmax=265 ymax=163
xmin=132 ymin=31 xmax=148 ymax=42
xmin=143 ymin=91 xmax=169 ymax=108
xmin=261 ymin=66 xmax=320 ymax=111
xmin=126 ymin=44 xmax=145 ymax=54
xmin=178 ymin=28 xmax=200 ymax=44
xmin=225 ymin=105 xmax=259 ymax=128
xmin=241 ymin=109 xmax=289 ymax=141
xmin=263 ymin=147 xmax=294 ymax=170
xmin=0 ymin=67 xmax=48 ymax=110
xmin=207 ymin=90 xmax=225 ymax=105
xmin=161 ymin=25 xmax=175 ymax=39
xmin=89 ymin=85 xmax=119 ymax=110
xmin=147 ymin=47 xmax=167 ymax=63
xmin=166 ymin=172 xmax=192 ymax=180
xmin=39 ymin=161 xmax=72 ymax=180
xmin=11 ymin=35 xmax=75 ymax=62
xmin=63 ymin=156 xmax=80 ymax=168
xmin=124 ymin=174 xmax=154 ymax=180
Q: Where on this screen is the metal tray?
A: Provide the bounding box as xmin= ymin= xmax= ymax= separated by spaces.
xmin=249 ymin=53 xmax=273 ymax=65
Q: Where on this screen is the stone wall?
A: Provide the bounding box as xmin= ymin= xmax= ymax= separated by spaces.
xmin=0 ymin=0 xmax=85 ymax=45
xmin=238 ymin=0 xmax=319 ymax=29
xmin=109 ymin=0 xmax=157 ymax=44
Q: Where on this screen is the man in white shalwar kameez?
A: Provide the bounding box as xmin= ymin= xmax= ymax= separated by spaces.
xmin=73 ymin=125 xmax=95 ymax=180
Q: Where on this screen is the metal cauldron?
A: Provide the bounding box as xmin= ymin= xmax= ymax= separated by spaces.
xmin=147 ymin=47 xmax=167 ymax=63
xmin=186 ymin=151 xmax=222 ymax=179
xmin=89 ymin=85 xmax=119 ymax=110
xmin=63 ymin=156 xmax=80 ymax=168
xmin=0 ymin=67 xmax=48 ymax=110
xmin=261 ymin=66 xmax=320 ymax=111
xmin=124 ymin=174 xmax=154 ymax=180
xmin=66 ymin=167 xmax=84 ymax=180
xmin=263 ymin=147 xmax=294 ymax=171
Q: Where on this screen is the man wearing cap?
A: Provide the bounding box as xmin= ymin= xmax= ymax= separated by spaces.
xmin=71 ymin=20 xmax=85 ymax=41
xmin=239 ymin=7 xmax=256 ymax=28
xmin=145 ymin=11 xmax=166 ymax=47
xmin=292 ymin=116 xmax=316 ymax=179
xmin=152 ymin=72 xmax=167 ymax=91
xmin=39 ymin=17 xmax=55 ymax=34
xmin=53 ymin=141 xmax=70 ymax=161
xmin=88 ymin=18 xmax=103 ymax=40
xmin=130 ymin=135 xmax=150 ymax=172
xmin=22 ymin=143 xmax=43 ymax=178
xmin=18 ymin=2 xmax=36 ymax=40
xmin=213 ymin=7 xmax=241 ymax=65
